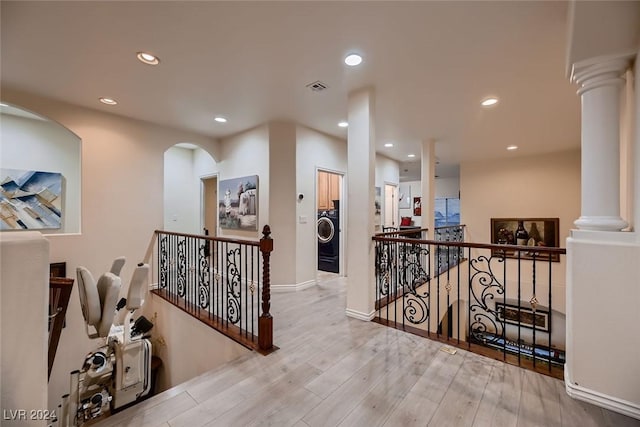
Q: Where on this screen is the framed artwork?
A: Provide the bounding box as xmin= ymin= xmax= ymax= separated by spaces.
xmin=496 ymin=301 xmax=550 ymax=332
xmin=490 ymin=218 xmax=560 ymax=262
xmin=398 ymin=183 xmax=411 ymax=209
xmin=413 ymin=197 xmax=421 ymax=216
xmin=374 ymin=187 xmax=382 ymax=231
xmin=49 ymin=262 xmax=67 ymax=278
xmin=219 ymin=175 xmax=258 ymax=231
xmin=0 ymin=168 xmax=63 ymax=230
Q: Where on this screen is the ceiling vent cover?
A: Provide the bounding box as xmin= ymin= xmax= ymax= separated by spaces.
xmin=306 ymin=80 xmax=329 ymax=92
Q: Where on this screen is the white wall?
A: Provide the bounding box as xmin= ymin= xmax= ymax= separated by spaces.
xmin=218 ymin=125 xmax=269 ymax=240
xmin=163 ymin=146 xmax=218 ymax=235
xmin=461 ymin=149 xmax=581 ymax=316
xmin=148 ymin=293 xmax=249 ymax=393
xmin=164 ymin=147 xmax=200 ymax=234
xmin=268 ymin=122 xmax=298 ymax=286
xmin=295 ymin=125 xmax=347 ymax=284
xmin=0 ymin=232 xmax=49 ymax=426
xmin=0 ymin=112 xmax=81 ymax=234
xmin=461 ymin=149 xmax=580 ymax=248
xmin=0 ymin=88 xmax=227 ymax=411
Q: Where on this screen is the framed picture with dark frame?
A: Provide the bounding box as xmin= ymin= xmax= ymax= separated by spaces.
xmin=49 ymin=262 xmax=66 ymax=278
xmin=496 ymin=301 xmax=550 ymax=332
xmin=490 ymin=218 xmax=560 ymax=262
xmin=413 ymin=197 xmax=421 ymax=216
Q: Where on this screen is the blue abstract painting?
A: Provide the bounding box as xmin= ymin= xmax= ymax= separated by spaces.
xmin=0 ymin=168 xmax=63 ymax=230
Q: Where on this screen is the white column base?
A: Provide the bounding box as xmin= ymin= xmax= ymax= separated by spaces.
xmin=270 ymin=280 xmax=316 ymax=293
xmin=574 ymin=215 xmax=628 ymax=231
xmin=345 ymin=308 xmax=375 ymax=321
xmin=565 ymin=368 xmax=640 ymax=420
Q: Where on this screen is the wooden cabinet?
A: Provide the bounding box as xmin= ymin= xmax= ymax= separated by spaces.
xmin=317 ymin=171 xmax=340 ymax=210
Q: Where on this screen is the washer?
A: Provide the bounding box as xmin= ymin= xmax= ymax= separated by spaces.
xmin=317 ymin=209 xmax=339 ymax=273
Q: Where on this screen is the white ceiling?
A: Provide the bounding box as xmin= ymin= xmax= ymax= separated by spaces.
xmin=1 ymin=1 xmax=580 ymax=180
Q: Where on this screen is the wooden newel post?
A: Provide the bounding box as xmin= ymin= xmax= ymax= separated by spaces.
xmin=259 ymin=225 xmax=273 ymax=351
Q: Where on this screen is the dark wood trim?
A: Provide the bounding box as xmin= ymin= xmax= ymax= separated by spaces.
xmin=48 ymin=277 xmax=74 ymax=379
xmin=258 ymin=225 xmax=274 ymax=352
xmin=372 ymin=317 xmax=563 ymax=379
xmin=155 ymin=229 xmax=260 ymax=246
xmin=434 ymin=224 xmax=466 ymax=230
xmin=372 ymin=235 xmax=566 ymax=255
xmin=375 ymin=227 xmax=429 ymax=237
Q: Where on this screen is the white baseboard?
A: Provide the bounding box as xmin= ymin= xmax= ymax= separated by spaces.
xmin=345 ymin=308 xmax=376 ymax=321
xmin=271 ymin=280 xmax=316 ymax=293
xmin=565 ymin=368 xmax=640 ymax=420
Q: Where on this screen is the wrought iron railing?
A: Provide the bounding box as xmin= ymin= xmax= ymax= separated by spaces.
xmin=434 ymin=224 xmax=465 ymax=274
xmin=153 ymin=226 xmax=274 ymax=353
xmin=372 ymin=233 xmax=566 ymax=378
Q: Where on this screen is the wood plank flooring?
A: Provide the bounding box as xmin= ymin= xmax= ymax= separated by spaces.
xmin=96 ymin=272 xmax=640 ymax=427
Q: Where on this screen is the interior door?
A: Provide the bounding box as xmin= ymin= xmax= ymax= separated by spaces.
xmin=384 ymin=184 xmax=397 ymax=228
xmin=202 ymin=176 xmax=218 ymax=236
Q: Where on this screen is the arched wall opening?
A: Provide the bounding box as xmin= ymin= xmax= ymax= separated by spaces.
xmin=163 ymin=143 xmax=218 ymax=235
xmin=0 ymin=103 xmax=81 ymax=234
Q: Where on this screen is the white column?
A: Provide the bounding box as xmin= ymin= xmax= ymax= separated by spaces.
xmin=346 ymin=88 xmax=376 ymax=320
xmin=420 ymin=139 xmax=436 ymax=238
xmin=268 ymin=121 xmax=297 ymax=286
xmin=572 ymin=56 xmax=630 ymax=231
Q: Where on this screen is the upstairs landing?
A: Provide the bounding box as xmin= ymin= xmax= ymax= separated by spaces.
xmin=95 ymin=273 xmax=639 ymax=427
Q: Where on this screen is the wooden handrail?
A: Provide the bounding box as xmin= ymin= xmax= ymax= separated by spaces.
xmin=372 ymin=234 xmax=566 ymax=254
xmin=154 ymin=229 xmax=260 ymax=246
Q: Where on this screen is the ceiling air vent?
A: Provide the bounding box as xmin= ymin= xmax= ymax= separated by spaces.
xmin=306 ymin=80 xmax=329 ymax=92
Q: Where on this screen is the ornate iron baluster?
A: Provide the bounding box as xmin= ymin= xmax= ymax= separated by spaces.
xmin=159 ymin=235 xmax=168 ymax=289
xmin=468 ymin=253 xmax=505 ymax=344
xmin=177 ymin=238 xmax=187 ymax=297
xmin=198 ymin=239 xmax=210 ymax=309
xmin=226 ymin=246 xmax=241 ymax=324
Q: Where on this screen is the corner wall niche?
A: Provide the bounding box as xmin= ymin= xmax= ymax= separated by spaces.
xmin=0 ymin=103 xmax=81 ymax=234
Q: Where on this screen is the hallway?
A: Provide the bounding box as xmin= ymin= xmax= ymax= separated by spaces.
xmin=96 ymin=274 xmax=639 ymax=427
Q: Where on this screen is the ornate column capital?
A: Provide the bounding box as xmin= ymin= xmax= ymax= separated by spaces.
xmin=571 ymin=53 xmax=632 ymax=96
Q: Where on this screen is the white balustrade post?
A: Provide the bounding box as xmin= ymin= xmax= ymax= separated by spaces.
xmin=572 ymin=56 xmax=630 ymax=231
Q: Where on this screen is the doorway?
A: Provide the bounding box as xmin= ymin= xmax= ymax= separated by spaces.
xmin=317 ymin=170 xmax=343 ymax=274
xmin=384 ymin=184 xmax=398 ymax=229
xmin=201 ymin=175 xmax=218 ymax=237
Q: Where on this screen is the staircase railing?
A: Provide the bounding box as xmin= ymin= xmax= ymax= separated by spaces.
xmin=152 ymin=225 xmax=274 ymax=354
xmin=434 ymin=224 xmax=466 ymax=274
xmin=372 ymin=231 xmax=566 ymax=378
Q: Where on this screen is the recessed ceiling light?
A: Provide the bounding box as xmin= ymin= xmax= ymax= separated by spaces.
xmin=344 ymin=53 xmax=363 ymax=66
xmin=384 ymin=143 xmax=394 ymax=148
xmin=137 ymin=52 xmax=160 ymax=65
xmin=99 ymin=97 xmax=118 ymax=105
xmin=408 ymin=154 xmax=416 ymax=158
xmin=338 ymin=121 xmax=348 ymax=128
xmin=507 ymin=145 xmax=518 ymax=151
xmin=481 ymin=97 xmax=499 ymax=107
xmin=214 ymin=117 xmax=227 ymax=123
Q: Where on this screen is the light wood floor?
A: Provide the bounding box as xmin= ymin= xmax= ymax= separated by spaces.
xmin=96 ymin=272 xmax=640 ymax=427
